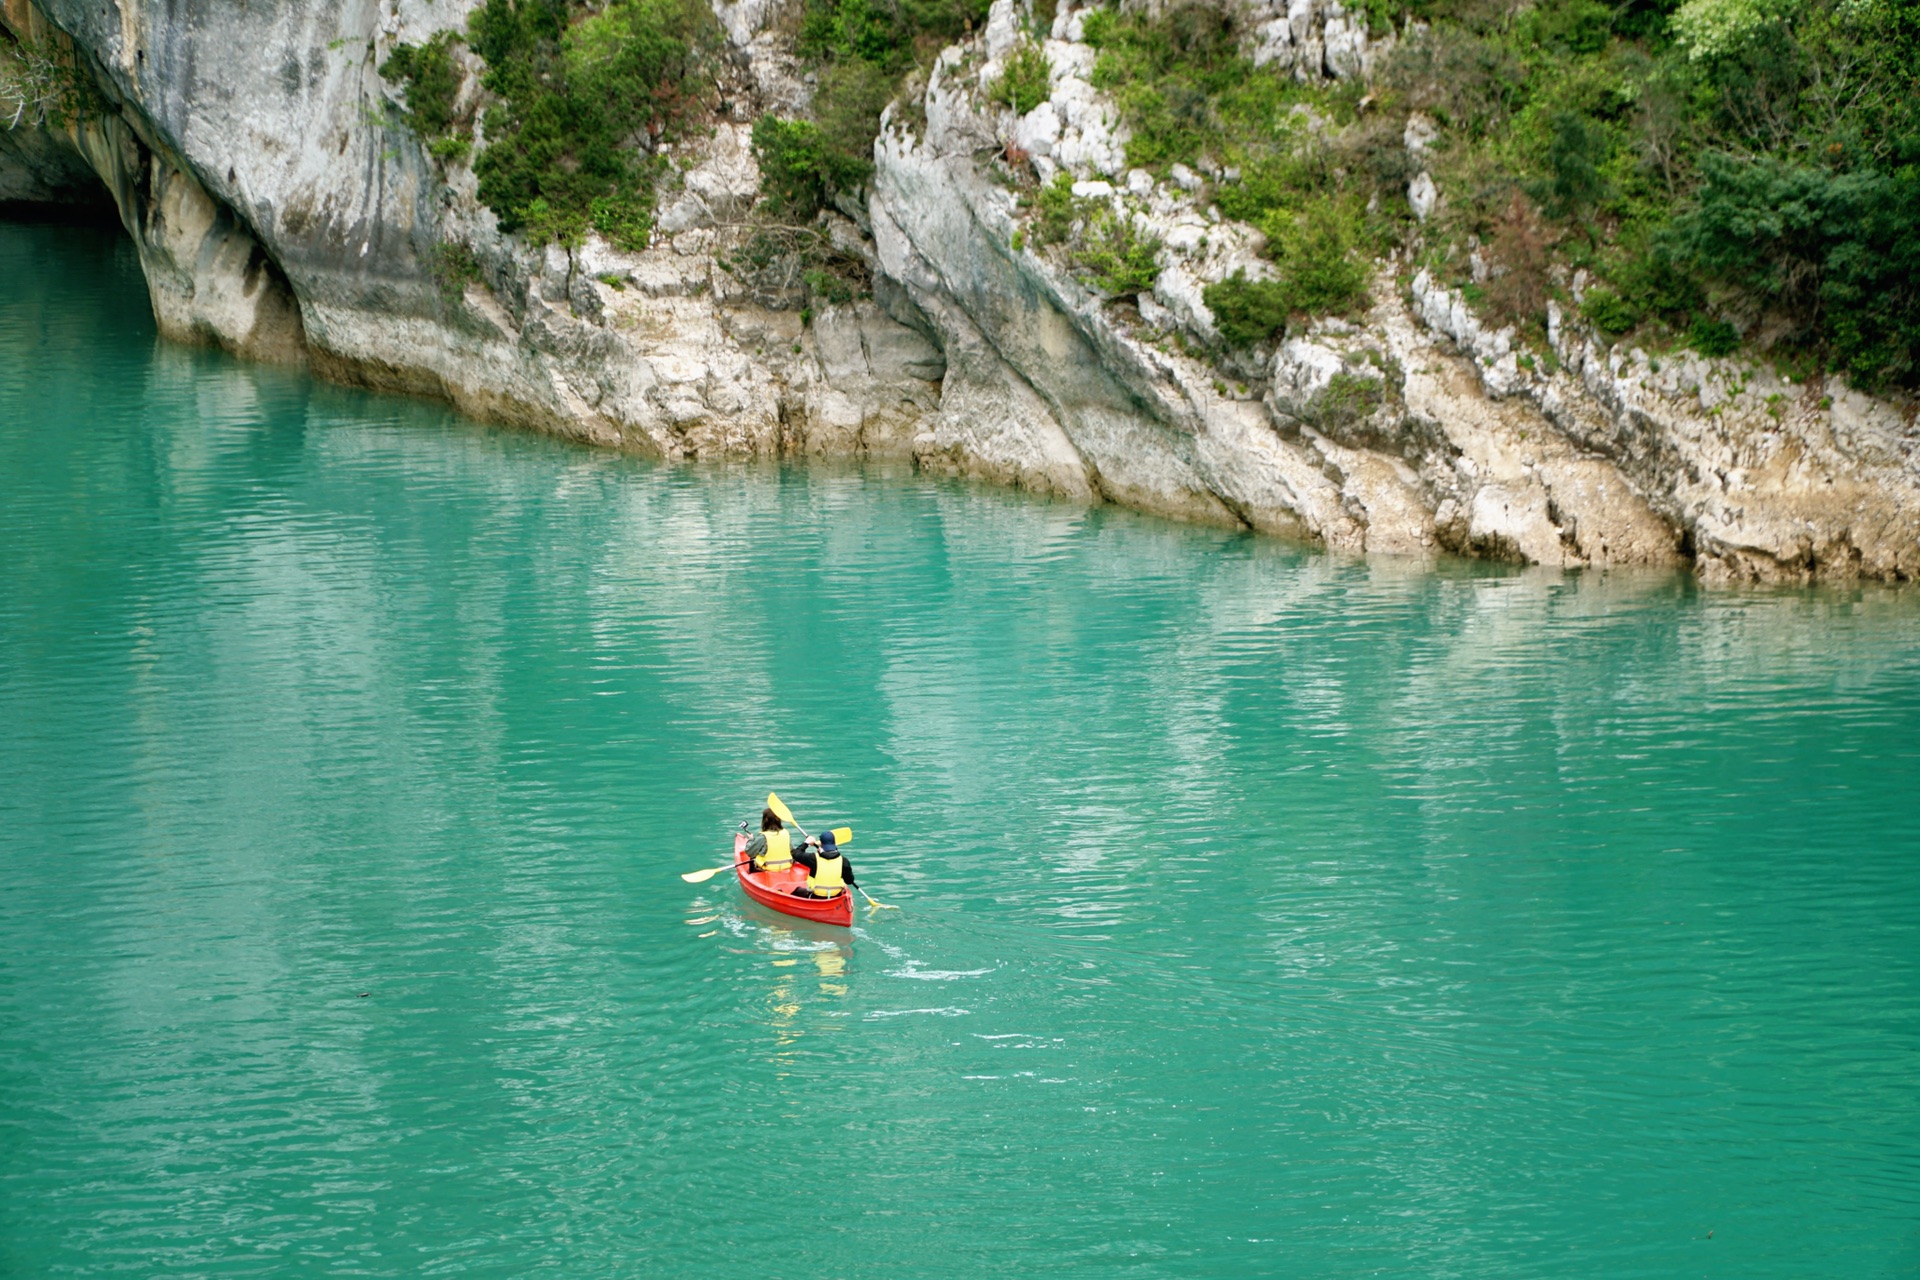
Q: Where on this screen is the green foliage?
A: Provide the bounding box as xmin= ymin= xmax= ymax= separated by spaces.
xmin=749 ymin=59 xmax=899 ymax=217
xmin=1670 ymin=0 xmax=1781 ymax=61
xmin=1669 ymin=151 xmax=1920 ymax=386
xmin=1020 ymin=175 xmax=1161 ymax=300
xmin=736 ymin=0 xmax=972 ymax=312
xmin=812 ymin=58 xmax=898 ymax=195
xmin=1204 ymin=272 xmax=1292 ymax=346
xmin=799 ymin=0 xmax=988 ymax=69
xmin=1085 ymin=3 xmax=1305 ymax=174
xmin=1538 ymin=111 xmax=1611 ymax=218
xmin=1581 ymin=286 xmax=1641 ymax=336
xmin=1689 ymin=315 xmax=1740 ymax=356
xmin=1032 ymin=171 xmax=1078 ymax=245
xmin=1203 ymin=196 xmax=1370 ymax=346
xmin=428 ymin=135 xmax=473 ymax=163
xmin=1371 ymin=0 xmax=1920 ymax=387
xmin=431 ymin=242 xmax=484 ymax=301
xmin=752 ymin=118 xmax=837 ymax=219
xmin=803 ymin=266 xmax=858 ymax=305
xmin=991 ymin=40 xmax=1052 ymax=115
xmin=1308 ymin=372 xmax=1387 ymax=428
xmin=1262 ymin=199 xmax=1371 ymax=318
xmin=771 ymin=0 xmax=990 ymax=213
xmin=1077 ymin=207 xmax=1162 ymax=296
xmin=1527 ymin=0 xmax=1614 ymax=55
xmin=454 ymin=0 xmax=717 ymax=249
xmin=380 ymin=32 xmax=463 ymax=137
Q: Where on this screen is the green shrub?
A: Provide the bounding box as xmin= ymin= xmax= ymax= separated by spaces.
xmin=1688 ymin=316 xmax=1741 ymax=356
xmin=749 ymin=0 xmax=987 ymax=298
xmin=804 ymin=266 xmax=858 ymax=305
xmin=1214 ymin=153 xmax=1323 ymax=225
xmin=1084 ymin=3 xmax=1301 ymax=174
xmin=1263 ymin=200 xmax=1370 ymax=318
xmin=428 ymin=135 xmax=472 ymax=163
xmin=1581 ymin=286 xmax=1641 ymax=336
xmin=1204 ymin=198 xmax=1370 ymax=346
xmin=753 ymin=118 xmax=837 ymax=219
xmin=991 ymin=40 xmax=1052 ymax=115
xmin=751 ymin=86 xmax=892 ymax=221
xmin=812 ymin=59 xmax=897 ymax=193
xmin=1204 ymin=272 xmax=1291 ymax=346
xmin=1537 ymin=110 xmax=1612 ymax=218
xmin=431 ymin=242 xmax=484 ymax=300
xmin=380 ymin=32 xmax=463 ymax=137
xmin=456 ymin=0 xmax=717 ymax=249
xmin=1077 ymin=207 xmax=1162 ymax=296
xmin=1528 ymin=0 xmax=1613 ymax=55
xmin=1308 ymin=371 xmax=1387 ymax=428
xmin=1032 ymin=171 xmax=1079 ymax=245
xmin=1670 ymin=150 xmax=1920 ymax=386
xmin=800 ymin=0 xmax=988 ymax=68
xmin=1599 ymin=233 xmax=1703 ymax=328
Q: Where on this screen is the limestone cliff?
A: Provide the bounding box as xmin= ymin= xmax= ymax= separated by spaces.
xmin=2 ymin=0 xmax=1916 ymax=582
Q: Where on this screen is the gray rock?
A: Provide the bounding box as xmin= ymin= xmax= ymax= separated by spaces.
xmin=6 ymin=0 xmax=1916 ymax=583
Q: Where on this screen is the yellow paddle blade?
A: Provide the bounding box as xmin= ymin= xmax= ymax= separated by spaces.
xmin=766 ymin=792 xmax=795 ymax=825
xmin=681 ymin=864 xmax=733 ymax=883
xmin=831 ymin=827 xmax=853 ymax=847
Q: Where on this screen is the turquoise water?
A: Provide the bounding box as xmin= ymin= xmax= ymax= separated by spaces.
xmin=3 ymin=218 xmax=1919 ymax=1278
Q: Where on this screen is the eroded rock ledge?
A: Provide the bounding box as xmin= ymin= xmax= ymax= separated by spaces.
xmin=3 ymin=0 xmax=1915 ymax=583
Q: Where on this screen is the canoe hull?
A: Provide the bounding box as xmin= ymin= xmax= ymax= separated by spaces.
xmin=732 ymin=834 xmax=853 ymax=928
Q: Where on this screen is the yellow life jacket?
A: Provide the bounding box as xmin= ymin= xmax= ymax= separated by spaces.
xmin=761 ymin=828 xmax=793 ymax=870
xmin=808 ymin=850 xmax=846 ymax=897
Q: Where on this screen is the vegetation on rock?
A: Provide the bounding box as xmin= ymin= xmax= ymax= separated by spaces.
xmin=990 ymin=39 xmax=1053 ymax=116
xmin=1389 ymin=0 xmax=1920 ymax=388
xmin=0 ymin=32 xmax=106 ymax=129
xmin=757 ymin=0 xmax=991 ymax=209
xmin=1023 ymin=0 xmax=1920 ymax=388
xmin=1078 ymin=3 xmax=1390 ymax=335
xmin=380 ymin=0 xmax=719 ymax=251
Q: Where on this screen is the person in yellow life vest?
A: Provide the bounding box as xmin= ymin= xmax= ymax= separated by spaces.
xmin=741 ymin=807 xmax=813 ymax=873
xmin=787 ymin=827 xmax=857 ymax=900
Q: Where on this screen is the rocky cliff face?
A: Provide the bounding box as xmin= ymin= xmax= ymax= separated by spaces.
xmin=3 ymin=0 xmax=1916 ymax=582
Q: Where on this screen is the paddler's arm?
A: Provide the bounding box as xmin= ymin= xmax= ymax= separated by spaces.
xmin=789 ymin=846 xmax=818 ymax=873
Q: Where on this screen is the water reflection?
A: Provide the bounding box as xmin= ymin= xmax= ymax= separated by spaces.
xmin=5 ymin=219 xmax=1919 ymax=1279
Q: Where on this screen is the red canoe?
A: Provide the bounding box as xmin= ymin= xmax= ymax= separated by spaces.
xmin=731 ymin=834 xmax=853 ymax=927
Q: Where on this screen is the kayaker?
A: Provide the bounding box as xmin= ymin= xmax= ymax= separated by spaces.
xmin=742 ymin=807 xmax=812 ymax=873
xmin=787 ymin=830 xmax=856 ymax=900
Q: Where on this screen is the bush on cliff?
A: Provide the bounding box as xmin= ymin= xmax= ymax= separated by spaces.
xmin=470 ymin=0 xmax=717 ymax=249
xmin=990 ymin=40 xmax=1052 ymax=117
xmin=1057 ymin=0 xmax=1919 ymax=389
xmin=381 ymin=0 xmax=718 ymax=250
xmin=762 ymin=0 xmax=989 ymax=209
xmin=1386 ymin=0 xmax=1920 ymax=387
xmin=1202 ymin=199 xmax=1371 ymax=347
xmin=379 ymin=32 xmax=462 ymax=139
